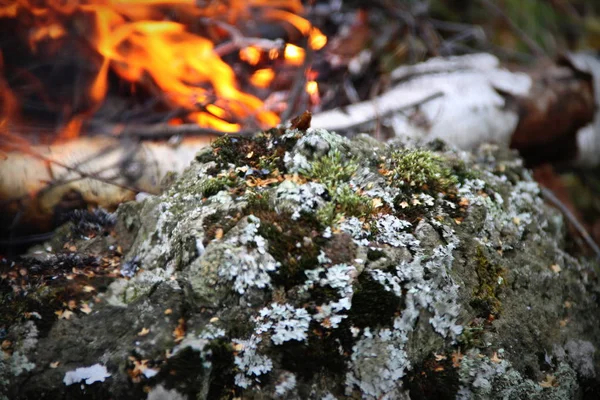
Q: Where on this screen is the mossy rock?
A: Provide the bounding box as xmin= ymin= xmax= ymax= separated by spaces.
xmin=2 ymin=127 xmax=599 ymax=400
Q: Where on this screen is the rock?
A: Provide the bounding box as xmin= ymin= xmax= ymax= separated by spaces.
xmin=1 ymin=127 xmax=599 ymax=399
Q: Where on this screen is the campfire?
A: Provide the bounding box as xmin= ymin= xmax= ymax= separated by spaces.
xmin=0 ymin=0 xmax=330 ymax=239
xmin=0 ymin=0 xmax=326 ymax=143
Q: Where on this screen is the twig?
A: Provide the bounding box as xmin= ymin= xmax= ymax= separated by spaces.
xmin=540 ymin=187 xmax=600 ymax=260
xmin=203 ymin=18 xmax=285 ymax=57
xmin=280 ymin=44 xmax=314 ymax=122
xmin=115 ymin=123 xmax=256 ymax=139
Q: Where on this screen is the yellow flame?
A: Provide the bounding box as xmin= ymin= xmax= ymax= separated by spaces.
xmin=239 ymin=46 xmax=262 ymax=66
xmin=306 ymin=80 xmax=318 ymax=95
xmin=250 ymin=69 xmax=275 ymax=88
xmin=284 ymin=44 xmax=304 ymax=65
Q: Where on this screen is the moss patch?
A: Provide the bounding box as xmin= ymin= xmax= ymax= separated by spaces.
xmin=405 ymin=351 xmax=460 ymax=400
xmin=279 ymin=321 xmax=351 ymax=380
xmin=251 ymin=209 xmax=325 ymax=289
xmin=349 ymin=273 xmax=403 ymax=328
xmin=382 ymin=149 xmax=458 ymax=193
xmin=470 ymin=246 xmax=505 ymax=319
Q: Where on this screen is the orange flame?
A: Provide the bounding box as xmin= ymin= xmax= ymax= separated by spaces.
xmin=0 ymin=0 xmax=326 ymax=140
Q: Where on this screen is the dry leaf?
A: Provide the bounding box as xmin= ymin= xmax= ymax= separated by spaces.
xmin=50 ymin=361 xmax=60 ymax=368
xmin=540 ymin=374 xmax=557 ymax=388
xmin=138 ymin=327 xmax=150 ymax=336
xmin=451 ymin=350 xmax=463 ymax=368
xmin=173 ymin=318 xmax=186 ymax=342
xmin=372 ymin=198 xmax=383 ymax=208
xmin=57 ymin=310 xmax=73 ymax=320
xmin=490 ymin=352 xmax=502 ymax=363
xmin=550 ymin=264 xmax=561 ymax=273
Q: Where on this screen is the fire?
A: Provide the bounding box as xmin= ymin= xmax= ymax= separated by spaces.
xmin=0 ymin=0 xmax=327 ymax=141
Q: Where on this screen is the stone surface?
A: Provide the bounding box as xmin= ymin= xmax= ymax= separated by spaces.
xmin=1 ymin=127 xmax=599 ymax=399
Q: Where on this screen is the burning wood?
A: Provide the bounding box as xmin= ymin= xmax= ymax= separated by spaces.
xmin=0 ymin=0 xmax=328 ymax=241
xmin=0 ymin=0 xmax=326 ymax=139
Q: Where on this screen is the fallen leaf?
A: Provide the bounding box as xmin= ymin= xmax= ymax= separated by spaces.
xmin=559 ymin=319 xmax=569 ymax=327
xmin=540 ymin=374 xmax=557 ymax=388
xmin=164 ymin=308 xmax=173 ymax=315
xmin=50 ymin=361 xmax=60 ymax=368
xmin=451 ymin=350 xmax=463 ymax=368
xmin=550 ymin=264 xmax=561 ymax=273
xmin=138 ymin=327 xmax=150 ymax=337
xmin=490 ymin=352 xmax=502 ymax=363
xmin=173 ymin=318 xmax=186 ymax=342
xmin=564 ymin=301 xmax=572 ymax=309
xmin=372 ymin=198 xmax=383 ymax=208
xmin=82 ymin=285 xmax=96 ymax=293
xmin=57 ymin=310 xmax=73 ymax=320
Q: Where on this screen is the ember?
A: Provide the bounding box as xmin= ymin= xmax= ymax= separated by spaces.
xmin=0 ymin=0 xmax=326 ymax=142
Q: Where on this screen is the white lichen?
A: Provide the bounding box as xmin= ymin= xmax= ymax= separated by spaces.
xmin=256 ymin=303 xmax=311 ymax=345
xmin=233 ymin=336 xmax=273 ymax=388
xmin=63 ymin=364 xmax=111 ymax=386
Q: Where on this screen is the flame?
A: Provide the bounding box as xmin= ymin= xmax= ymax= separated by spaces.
xmin=284 ymin=44 xmax=305 ymax=66
xmin=0 ymin=0 xmax=326 ymax=140
xmin=250 ymin=69 xmax=275 ymax=88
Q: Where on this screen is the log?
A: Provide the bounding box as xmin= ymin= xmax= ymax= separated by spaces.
xmin=311 ymin=53 xmax=598 ymax=166
xmin=0 ymin=136 xmax=213 ymax=235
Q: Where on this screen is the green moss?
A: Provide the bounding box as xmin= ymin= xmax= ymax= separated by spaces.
xmin=367 ymin=249 xmax=386 ymax=262
xmin=209 ymin=132 xmax=287 ymax=173
xmin=349 ymin=273 xmax=403 ymax=328
xmin=199 ymin=173 xmax=239 ymax=198
xmin=457 ymin=320 xmax=486 ymax=349
xmin=251 ymin=209 xmax=325 ymax=289
xmin=299 ymin=149 xmax=359 ymax=190
xmin=315 ymin=184 xmax=373 ymax=227
xmin=383 ymin=149 xmax=458 ymax=193
xmin=470 ymin=246 xmax=505 ymax=318
xmin=279 ymin=321 xmax=352 ymax=380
